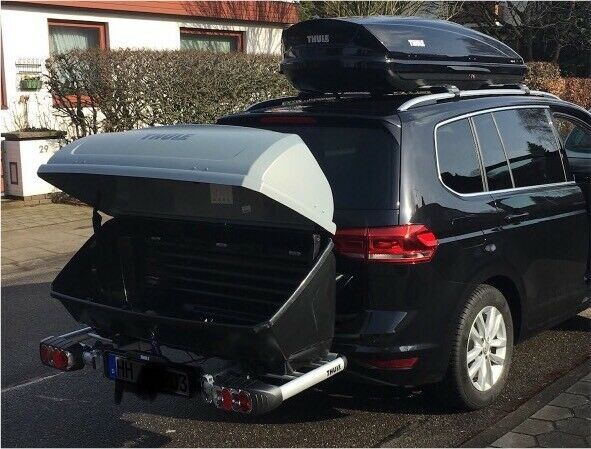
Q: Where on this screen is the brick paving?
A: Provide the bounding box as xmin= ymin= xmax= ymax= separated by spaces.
xmin=492 ymin=373 xmax=591 ymax=448
xmin=1 ymin=202 xmax=93 ymax=276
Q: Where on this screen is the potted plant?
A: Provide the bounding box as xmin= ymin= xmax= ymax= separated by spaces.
xmin=20 ymin=76 xmax=43 ymax=91
xmin=1 ymin=96 xmax=66 ymax=201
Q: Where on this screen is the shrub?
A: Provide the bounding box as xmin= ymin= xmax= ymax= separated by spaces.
xmin=562 ymin=78 xmax=591 ymax=109
xmin=46 ymin=49 xmax=296 ymax=138
xmin=45 ymin=53 xmax=590 ymax=140
xmin=525 ymin=62 xmax=566 ymax=97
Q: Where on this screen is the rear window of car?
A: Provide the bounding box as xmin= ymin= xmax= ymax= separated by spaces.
xmin=493 ymin=108 xmax=566 ymax=187
xmin=257 ymin=124 xmax=397 ymax=210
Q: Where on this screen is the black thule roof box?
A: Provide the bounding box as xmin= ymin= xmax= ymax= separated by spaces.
xmin=280 ymin=17 xmax=527 ymax=94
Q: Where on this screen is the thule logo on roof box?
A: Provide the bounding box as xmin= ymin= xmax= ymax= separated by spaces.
xmin=307 ymin=34 xmax=329 ymax=43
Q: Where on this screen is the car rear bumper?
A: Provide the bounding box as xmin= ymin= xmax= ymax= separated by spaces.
xmin=332 ymin=309 xmax=455 ymax=387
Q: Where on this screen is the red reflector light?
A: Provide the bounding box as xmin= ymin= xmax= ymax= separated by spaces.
xmin=39 ymin=344 xmax=53 ymax=365
xmin=52 ymin=349 xmax=70 ymax=370
xmin=259 ymin=115 xmax=316 ymax=125
xmin=366 ymin=357 xmax=419 ymax=370
xmin=40 ymin=344 xmax=72 ymax=370
xmin=333 ymin=225 xmax=438 ymax=264
xmin=220 ymin=388 xmax=233 ymax=411
xmin=237 ymin=390 xmax=252 ymax=413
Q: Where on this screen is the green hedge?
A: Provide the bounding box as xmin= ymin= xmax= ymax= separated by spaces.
xmin=45 ymin=49 xmax=296 ymax=138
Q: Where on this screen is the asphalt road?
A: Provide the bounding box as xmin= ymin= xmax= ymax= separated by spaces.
xmin=2 ymin=261 xmax=590 ymax=448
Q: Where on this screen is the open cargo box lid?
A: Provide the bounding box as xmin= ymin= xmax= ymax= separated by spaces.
xmin=38 ymin=125 xmax=336 ymax=234
xmin=280 ymin=17 xmax=527 ymax=93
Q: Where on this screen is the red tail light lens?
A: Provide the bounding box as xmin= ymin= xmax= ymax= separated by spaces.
xmin=219 ymin=388 xmax=233 ymax=411
xmin=365 ymin=357 xmax=418 ymax=370
xmin=40 ymin=343 xmax=73 ymax=370
xmin=39 ymin=344 xmax=53 ymax=365
xmin=237 ymin=390 xmax=252 ymax=413
xmin=214 ymin=388 xmax=252 ymax=413
xmin=334 ymin=225 xmax=438 ymax=264
xmin=52 ymin=349 xmax=70 ymax=370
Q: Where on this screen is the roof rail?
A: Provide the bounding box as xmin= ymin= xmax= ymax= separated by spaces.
xmin=246 ymin=92 xmax=339 ymax=111
xmin=245 ymin=85 xmax=563 ymax=114
xmin=246 ymin=95 xmax=302 ymax=112
xmin=397 ymin=86 xmax=560 ymax=112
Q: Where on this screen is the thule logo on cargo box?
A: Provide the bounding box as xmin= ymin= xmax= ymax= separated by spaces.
xmin=326 ymin=364 xmax=342 ymax=377
xmin=408 ymin=39 xmax=425 ymax=47
xmin=140 ymin=133 xmax=192 ymax=141
xmin=307 ymin=34 xmax=329 ymax=43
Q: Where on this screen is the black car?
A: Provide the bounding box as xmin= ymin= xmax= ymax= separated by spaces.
xmin=553 ymin=111 xmax=591 ymax=209
xmin=36 ymin=17 xmax=591 ymax=414
xmin=220 ymin=88 xmax=591 ymax=409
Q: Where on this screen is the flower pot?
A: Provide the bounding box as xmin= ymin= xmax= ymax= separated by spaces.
xmin=20 ymin=78 xmax=43 ymax=91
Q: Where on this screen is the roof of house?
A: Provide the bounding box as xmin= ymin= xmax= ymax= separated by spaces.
xmin=3 ymin=1 xmax=299 ymax=25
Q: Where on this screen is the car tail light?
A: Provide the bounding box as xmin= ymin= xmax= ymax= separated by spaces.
xmin=214 ymin=387 xmax=252 ymax=413
xmin=365 ymin=357 xmax=418 ymax=370
xmin=219 ymin=388 xmax=233 ymax=411
xmin=39 ymin=343 xmax=75 ymax=371
xmin=333 ymin=225 xmax=438 ymax=264
xmin=237 ymin=390 xmax=252 ymax=413
xmin=39 ymin=344 xmax=54 ymax=365
xmin=52 ymin=350 xmax=71 ymax=370
xmin=259 ymin=115 xmax=316 ymax=125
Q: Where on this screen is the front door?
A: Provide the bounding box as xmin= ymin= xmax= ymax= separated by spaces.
xmin=486 ymin=106 xmax=588 ymax=329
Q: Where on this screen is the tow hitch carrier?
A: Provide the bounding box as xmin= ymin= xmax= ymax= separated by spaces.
xmin=40 ymin=327 xmax=347 ymax=415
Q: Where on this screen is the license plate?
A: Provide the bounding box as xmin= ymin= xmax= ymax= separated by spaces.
xmin=105 ymin=353 xmax=192 ymax=397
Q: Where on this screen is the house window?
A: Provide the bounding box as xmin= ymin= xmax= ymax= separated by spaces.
xmin=48 ymin=19 xmax=108 ymax=54
xmin=180 ymin=28 xmax=243 ymax=53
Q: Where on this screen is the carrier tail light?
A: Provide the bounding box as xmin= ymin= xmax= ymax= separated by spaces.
xmin=214 ymin=387 xmax=253 ymax=413
xmin=333 ymin=225 xmax=438 ymax=264
xmin=39 ymin=343 xmax=76 ymax=371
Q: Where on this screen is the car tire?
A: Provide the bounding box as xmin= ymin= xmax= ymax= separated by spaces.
xmin=440 ymin=284 xmax=514 ymax=410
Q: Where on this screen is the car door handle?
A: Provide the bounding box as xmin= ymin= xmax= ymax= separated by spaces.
xmin=504 ymin=212 xmax=530 ymax=223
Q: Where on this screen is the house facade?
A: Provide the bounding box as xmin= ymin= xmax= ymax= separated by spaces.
xmin=0 ymin=1 xmax=297 ymax=198
xmin=0 ymin=0 xmax=298 ymax=131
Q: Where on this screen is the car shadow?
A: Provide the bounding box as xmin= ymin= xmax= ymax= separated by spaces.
xmin=552 ymin=313 xmax=591 ymax=332
xmin=126 ymin=375 xmax=456 ymax=427
xmin=3 ymin=276 xmax=589 ymax=443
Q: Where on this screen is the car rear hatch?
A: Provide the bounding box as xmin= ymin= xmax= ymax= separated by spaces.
xmin=218 ymin=113 xmax=402 ymax=334
xmin=38 ymin=125 xmax=336 ymax=373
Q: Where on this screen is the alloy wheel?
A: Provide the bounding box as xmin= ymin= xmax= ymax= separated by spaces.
xmin=466 ymin=305 xmax=507 ymax=392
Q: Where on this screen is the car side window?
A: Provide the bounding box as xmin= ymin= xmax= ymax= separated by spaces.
xmin=472 ymin=113 xmax=513 ymax=191
xmin=436 ymin=118 xmax=484 ymax=194
xmin=493 ymin=108 xmax=566 ymax=187
xmin=552 ymin=114 xmax=591 ymax=156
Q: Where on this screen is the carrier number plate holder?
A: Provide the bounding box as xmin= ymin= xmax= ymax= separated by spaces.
xmin=105 ymin=352 xmax=193 ymax=397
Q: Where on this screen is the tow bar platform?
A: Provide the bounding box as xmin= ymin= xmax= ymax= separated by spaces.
xmin=39 ymin=327 xmax=347 ymax=415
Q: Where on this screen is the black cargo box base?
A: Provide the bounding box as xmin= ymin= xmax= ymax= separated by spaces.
xmin=281 ymin=17 xmax=527 ymax=93
xmin=51 ymin=218 xmax=335 ymax=373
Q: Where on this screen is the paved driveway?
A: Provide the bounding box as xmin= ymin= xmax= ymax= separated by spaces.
xmin=1 ymin=203 xmax=93 ymax=277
